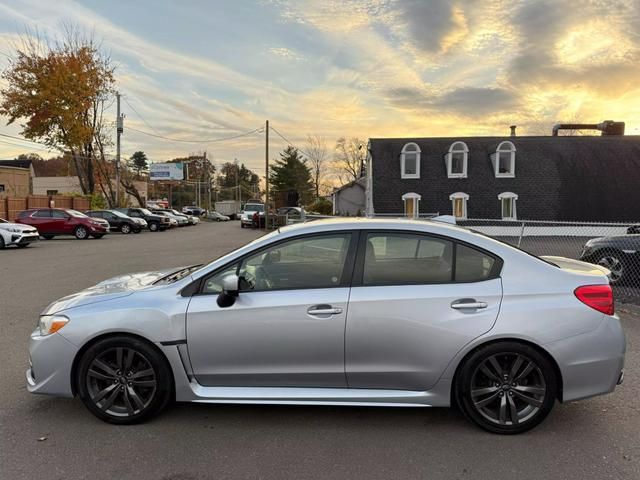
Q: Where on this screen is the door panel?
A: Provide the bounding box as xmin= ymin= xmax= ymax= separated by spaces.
xmin=186 ymin=288 xmax=350 ymax=387
xmin=346 ymin=279 xmax=502 ymax=391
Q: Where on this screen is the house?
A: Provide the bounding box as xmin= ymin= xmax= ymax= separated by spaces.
xmin=0 ymin=159 xmax=34 ymax=196
xmin=365 ymin=130 xmax=640 ymax=222
xmin=332 ymin=177 xmax=366 ymax=216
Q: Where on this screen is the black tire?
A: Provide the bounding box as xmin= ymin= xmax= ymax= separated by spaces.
xmin=17 ymin=243 xmax=29 ymax=248
xmin=133 ymin=228 xmax=141 ymax=234
xmin=74 ymin=226 xmax=89 ymax=240
xmin=42 ymin=234 xmax=54 ymax=240
xmin=121 ymin=223 xmax=132 ymax=234
xmin=594 ymin=250 xmax=626 ymax=285
xmin=0 ymin=236 xmax=4 ymax=249
xmin=216 ymin=218 xmax=221 ymax=222
xmin=148 ymin=222 xmax=159 ymax=232
xmin=76 ymin=335 xmax=173 ymax=424
xmin=240 ymin=222 xmax=245 ymax=228
xmin=456 ymin=341 xmax=557 ymax=434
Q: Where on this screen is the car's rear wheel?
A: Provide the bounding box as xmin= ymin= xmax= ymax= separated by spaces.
xmin=76 ymin=336 xmax=173 ymax=424
xmin=42 ymin=234 xmax=54 ymax=240
xmin=74 ymin=226 xmax=89 ymax=240
xmin=121 ymin=223 xmax=132 ymax=234
xmin=149 ymin=222 xmax=159 ymax=232
xmin=456 ymin=342 xmax=557 ymax=434
xmin=595 ymin=251 xmax=625 ymax=284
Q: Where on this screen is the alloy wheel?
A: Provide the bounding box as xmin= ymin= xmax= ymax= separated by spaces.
xmin=75 ymin=226 xmax=88 ymax=239
xmin=597 ymin=255 xmax=623 ymax=283
xmin=470 ymin=353 xmax=546 ymax=427
xmin=85 ymin=347 xmax=157 ymax=417
xmin=122 ymin=224 xmax=131 ymax=234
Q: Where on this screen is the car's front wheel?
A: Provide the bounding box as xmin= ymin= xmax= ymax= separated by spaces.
xmin=121 ymin=223 xmax=132 ymax=234
xmin=76 ymin=336 xmax=173 ymax=424
xmin=74 ymin=226 xmax=88 ymax=240
xmin=456 ymin=342 xmax=557 ymax=434
xmin=0 ymin=236 xmax=5 ymax=249
xmin=148 ymin=222 xmax=159 ymax=232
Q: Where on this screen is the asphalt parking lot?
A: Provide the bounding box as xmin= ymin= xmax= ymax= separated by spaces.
xmin=1 ymin=221 xmax=639 ymax=480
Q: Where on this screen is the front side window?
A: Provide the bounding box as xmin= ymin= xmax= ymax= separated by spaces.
xmin=33 ymin=210 xmax=51 ymax=218
xmin=237 ymin=234 xmax=352 ymax=291
xmin=363 ymin=233 xmax=453 ymax=285
xmin=446 ymin=141 xmax=468 ymax=178
xmin=52 ymin=210 xmax=68 ymax=219
xmin=401 ymin=142 xmax=421 ymax=179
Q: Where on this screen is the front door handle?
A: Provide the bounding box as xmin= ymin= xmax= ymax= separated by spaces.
xmin=307 ymin=305 xmax=343 ymax=316
xmin=451 ymin=299 xmax=488 ymax=310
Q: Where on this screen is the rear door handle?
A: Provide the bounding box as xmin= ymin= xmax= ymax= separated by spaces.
xmin=451 ymin=300 xmax=488 ymax=310
xmin=307 ymin=305 xmax=343 ymax=316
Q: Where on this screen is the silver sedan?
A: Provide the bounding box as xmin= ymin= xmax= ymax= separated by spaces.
xmin=27 ymin=218 xmax=625 ymax=433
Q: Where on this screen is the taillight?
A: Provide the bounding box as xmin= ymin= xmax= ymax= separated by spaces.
xmin=574 ymin=285 xmax=614 ymax=315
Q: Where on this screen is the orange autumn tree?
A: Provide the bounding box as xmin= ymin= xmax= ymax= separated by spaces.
xmin=0 ymin=28 xmax=115 ymax=196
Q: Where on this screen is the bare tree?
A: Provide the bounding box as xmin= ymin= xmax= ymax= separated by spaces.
xmin=302 ymin=135 xmax=329 ymax=200
xmin=334 ymin=137 xmax=366 ymax=185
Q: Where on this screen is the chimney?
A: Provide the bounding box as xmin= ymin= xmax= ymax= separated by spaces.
xmin=509 ymin=125 xmax=517 ymax=137
xmin=552 ymin=120 xmax=625 ymax=136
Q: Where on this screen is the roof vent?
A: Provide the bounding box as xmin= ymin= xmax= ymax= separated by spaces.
xmin=552 ymin=120 xmax=625 ymax=136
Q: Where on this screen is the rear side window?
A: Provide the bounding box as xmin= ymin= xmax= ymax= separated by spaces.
xmin=455 ymin=244 xmax=496 ymax=282
xmin=33 ymin=210 xmax=51 ymax=218
xmin=363 ymin=233 xmax=453 ymax=285
xmin=52 ymin=210 xmax=68 ymax=218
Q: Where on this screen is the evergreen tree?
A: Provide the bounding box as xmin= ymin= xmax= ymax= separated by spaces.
xmin=269 ymin=146 xmax=314 ymax=206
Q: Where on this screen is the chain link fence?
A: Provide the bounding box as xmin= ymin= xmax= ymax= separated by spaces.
xmin=458 ymin=219 xmax=640 ymax=304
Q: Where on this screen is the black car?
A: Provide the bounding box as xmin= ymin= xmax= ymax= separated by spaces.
xmin=580 ymin=234 xmax=640 ymax=284
xmin=116 ymin=207 xmax=171 ymax=232
xmin=86 ymin=210 xmax=142 ymax=234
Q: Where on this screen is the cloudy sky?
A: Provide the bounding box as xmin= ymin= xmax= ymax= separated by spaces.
xmin=1 ymin=0 xmax=640 ymax=174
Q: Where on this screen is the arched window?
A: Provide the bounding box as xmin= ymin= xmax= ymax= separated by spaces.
xmin=401 ymin=142 xmax=421 ymax=179
xmin=445 ymin=141 xmax=468 ymax=178
xmin=449 ymin=192 xmax=469 ymax=219
xmin=492 ymin=141 xmax=516 ymax=177
xmin=401 ymin=192 xmax=421 ymax=218
xmin=498 ymin=192 xmax=518 ymax=219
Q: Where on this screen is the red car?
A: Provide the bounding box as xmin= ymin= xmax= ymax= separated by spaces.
xmin=16 ymin=208 xmax=109 ymax=240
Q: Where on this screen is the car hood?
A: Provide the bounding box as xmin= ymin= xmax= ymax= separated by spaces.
xmin=41 ymin=267 xmax=186 ymax=315
xmin=0 ymin=222 xmax=36 ymax=232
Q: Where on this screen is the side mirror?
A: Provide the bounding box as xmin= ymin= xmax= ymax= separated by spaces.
xmin=217 ymin=274 xmax=239 ymax=308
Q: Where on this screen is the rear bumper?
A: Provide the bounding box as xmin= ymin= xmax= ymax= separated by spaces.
xmin=545 ymin=314 xmax=626 ymax=402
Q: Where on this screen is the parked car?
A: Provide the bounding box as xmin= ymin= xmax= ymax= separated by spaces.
xmin=240 ymin=202 xmax=264 ymax=228
xmin=16 ymin=208 xmax=109 ymax=239
xmin=277 ymin=206 xmax=305 ymax=225
xmin=167 ymin=208 xmax=199 ymax=226
xmin=0 ymin=218 xmax=40 ymax=249
xmin=182 ymin=205 xmax=206 ymax=216
xmin=86 ymin=210 xmax=143 ymax=234
xmin=152 ymin=210 xmax=181 ymax=227
xmin=26 ymin=218 xmax=625 ymax=434
xmin=116 ymin=208 xmax=171 ymax=232
xmin=580 ymin=234 xmax=640 ymax=284
xmin=207 ymin=211 xmax=230 ymax=222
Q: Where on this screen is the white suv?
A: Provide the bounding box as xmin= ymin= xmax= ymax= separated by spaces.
xmin=0 ymin=218 xmax=40 ymax=249
xmin=240 ymin=203 xmax=264 ymax=228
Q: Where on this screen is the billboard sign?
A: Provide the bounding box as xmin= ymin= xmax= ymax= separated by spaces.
xmin=149 ymin=162 xmax=184 ymax=181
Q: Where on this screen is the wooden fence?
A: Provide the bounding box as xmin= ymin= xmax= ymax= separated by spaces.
xmin=0 ymin=195 xmax=91 ymax=221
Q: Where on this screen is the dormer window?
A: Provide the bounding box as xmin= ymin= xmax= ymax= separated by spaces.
xmin=401 ymin=142 xmax=420 ymax=179
xmin=445 ymin=141 xmax=468 ymax=178
xmin=498 ymin=192 xmax=518 ymax=219
xmin=491 ymin=141 xmax=516 ymax=177
xmin=449 ymin=192 xmax=469 ymax=219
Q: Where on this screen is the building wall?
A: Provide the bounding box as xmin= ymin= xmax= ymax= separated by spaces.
xmin=333 ymin=182 xmax=366 ymax=216
xmin=0 ymin=166 xmax=31 ymax=197
xmin=33 ymin=176 xmax=82 ymax=195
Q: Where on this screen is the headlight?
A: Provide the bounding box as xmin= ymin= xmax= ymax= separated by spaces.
xmin=38 ymin=315 xmax=69 ymax=336
xmin=10 ymin=227 xmax=23 ymax=233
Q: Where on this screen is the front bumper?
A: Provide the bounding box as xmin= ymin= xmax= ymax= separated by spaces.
xmin=545 ymin=314 xmax=626 ymax=402
xmin=10 ymin=232 xmax=40 ymax=245
xmin=27 ymin=330 xmax=77 ymax=397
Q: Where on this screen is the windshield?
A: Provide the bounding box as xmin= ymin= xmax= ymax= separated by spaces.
xmin=153 ymin=265 xmax=203 ymax=285
xmin=244 ymin=204 xmax=264 ymax=212
xmin=139 ymin=208 xmax=153 ymax=216
xmin=109 ymin=210 xmax=129 ymax=218
xmin=0 ymin=218 xmax=7 ymax=223
xmin=67 ymin=209 xmax=87 ymax=218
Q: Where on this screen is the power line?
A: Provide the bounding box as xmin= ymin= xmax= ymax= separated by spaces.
xmin=127 ymin=125 xmax=264 ymax=144
xmin=122 ymin=96 xmax=163 ymax=135
xmin=269 ymin=125 xmax=297 ymax=148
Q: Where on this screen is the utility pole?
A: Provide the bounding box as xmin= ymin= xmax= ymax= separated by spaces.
xmin=235 ymin=158 xmax=241 ymax=207
xmin=115 ymin=92 xmax=122 ymax=207
xmin=206 ymin=152 xmax=211 ymax=213
xmin=265 ymin=120 xmax=269 ymax=230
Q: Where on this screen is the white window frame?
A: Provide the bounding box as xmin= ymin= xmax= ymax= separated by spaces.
xmin=401 ymin=192 xmax=421 ymax=219
xmin=400 ymin=142 xmax=421 ymax=179
xmin=445 ymin=141 xmax=468 ymax=178
xmin=449 ymin=192 xmax=469 ymax=219
xmin=491 ymin=141 xmax=516 ymax=178
xmin=498 ymin=192 xmax=518 ymax=220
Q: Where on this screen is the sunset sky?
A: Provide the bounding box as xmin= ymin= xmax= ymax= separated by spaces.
xmin=1 ymin=0 xmax=640 ymax=175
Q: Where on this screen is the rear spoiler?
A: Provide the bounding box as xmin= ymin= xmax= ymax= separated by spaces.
xmin=431 ymin=215 xmax=457 ymax=225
